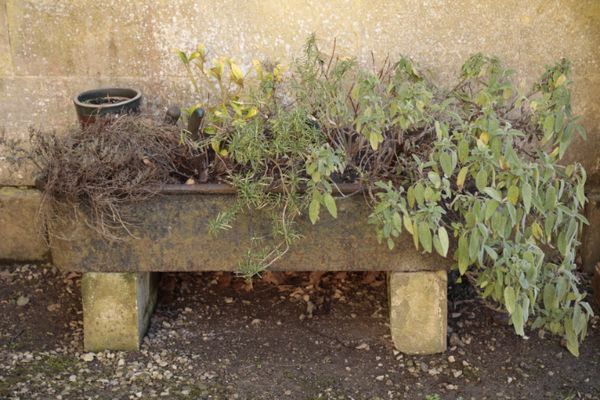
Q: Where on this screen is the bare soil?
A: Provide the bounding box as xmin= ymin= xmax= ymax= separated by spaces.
xmin=1 ymin=264 xmax=598 ymax=399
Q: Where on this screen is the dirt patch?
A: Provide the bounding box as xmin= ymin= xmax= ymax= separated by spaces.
xmin=1 ymin=264 xmax=598 ymax=399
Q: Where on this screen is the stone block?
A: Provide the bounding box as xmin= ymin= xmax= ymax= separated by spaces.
xmin=0 ymin=187 xmax=48 ymax=261
xmin=48 ymin=191 xmax=449 ymax=273
xmin=82 ymin=272 xmax=159 ymax=352
xmin=388 ymin=270 xmax=447 ymax=354
xmin=592 ymin=264 xmax=600 ymax=308
xmin=581 ymin=191 xmax=600 ymax=273
xmin=0 ymin=0 xmax=13 ymax=75
xmin=5 ymin=0 xmax=162 ymax=78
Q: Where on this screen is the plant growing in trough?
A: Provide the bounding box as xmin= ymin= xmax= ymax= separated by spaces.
xmin=176 ymin=36 xmax=592 ymax=355
xmin=11 ymin=36 xmax=591 ymax=355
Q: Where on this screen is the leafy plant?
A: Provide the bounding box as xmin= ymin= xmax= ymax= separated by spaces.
xmin=181 ymin=36 xmax=591 ymax=354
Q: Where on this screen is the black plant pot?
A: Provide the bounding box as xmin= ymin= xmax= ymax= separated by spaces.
xmin=73 ymin=88 xmax=142 ymax=127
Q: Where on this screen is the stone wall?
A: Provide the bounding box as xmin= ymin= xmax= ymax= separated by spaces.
xmin=0 ymin=0 xmax=599 ymax=261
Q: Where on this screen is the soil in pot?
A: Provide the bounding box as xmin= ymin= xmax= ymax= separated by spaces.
xmin=73 ymin=87 xmax=142 ymax=127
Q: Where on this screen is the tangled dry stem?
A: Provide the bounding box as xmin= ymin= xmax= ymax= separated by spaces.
xmin=29 ymin=115 xmax=200 ymax=240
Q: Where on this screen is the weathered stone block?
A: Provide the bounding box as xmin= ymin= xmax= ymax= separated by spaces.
xmin=0 ymin=0 xmax=13 ymax=75
xmin=6 ymin=0 xmax=163 ymax=78
xmin=0 ymin=187 xmax=48 ymax=261
xmin=581 ymin=191 xmax=600 ymax=273
xmin=388 ymin=270 xmax=447 ymax=354
xmin=82 ymin=272 xmax=158 ymax=352
xmin=49 ymin=189 xmax=448 ymax=273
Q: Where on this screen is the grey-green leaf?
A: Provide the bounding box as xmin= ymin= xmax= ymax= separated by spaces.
xmin=418 ymin=222 xmax=433 ymax=253
xmin=522 ymin=182 xmax=532 ymax=214
xmin=438 ymin=226 xmax=449 ymax=257
xmin=323 ymin=193 xmax=337 ymax=218
xmin=309 ymin=198 xmax=320 ymax=224
xmin=440 ymin=152 xmax=454 ymax=177
xmin=476 ymin=168 xmax=488 ymax=192
xmin=504 ymin=286 xmax=516 ymax=314
xmin=512 ymin=303 xmax=524 ymax=336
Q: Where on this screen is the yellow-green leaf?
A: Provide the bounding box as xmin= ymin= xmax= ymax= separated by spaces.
xmin=532 ymin=222 xmax=543 ymax=240
xmin=177 ymin=50 xmax=189 ymax=65
xmin=457 ymin=235 xmax=469 ymax=274
xmin=369 ymin=131 xmax=383 ymax=150
xmin=565 ymin=322 xmax=580 ymax=357
xmin=403 ymin=214 xmax=414 ymax=235
xmin=229 ymin=61 xmax=244 ymax=86
xmin=414 ymin=183 xmax=425 ymax=206
xmin=499 ymin=156 xmax=509 ymax=170
xmin=507 ymin=185 xmax=519 ymax=205
xmin=504 ymin=286 xmax=516 ymax=314
xmin=418 ymin=222 xmax=432 ymax=253
xmin=245 ymin=107 xmax=258 ymax=119
xmin=457 ymin=166 xmax=469 ymax=190
xmin=522 ymin=182 xmax=532 ymax=214
xmin=555 ymin=74 xmax=566 ymax=88
xmin=323 ymin=193 xmax=337 ymax=218
xmin=512 ymin=303 xmax=524 ymax=336
xmin=438 ymin=226 xmax=449 ymax=257
xmin=543 ymin=114 xmax=555 ymax=137
xmin=407 ymin=186 xmax=415 ymax=208
xmin=309 ymin=198 xmax=320 ymax=224
xmin=479 ymin=131 xmax=490 ymax=145
xmin=485 ymin=200 xmax=499 ymax=221
xmin=475 ymin=168 xmax=488 ymax=192
xmin=392 ymin=212 xmax=402 ymax=230
xmin=458 ymin=139 xmax=469 ymax=162
xmin=440 ymin=152 xmax=453 ymax=177
xmin=209 ymin=63 xmax=224 ymax=81
xmin=412 ymin=226 xmax=420 ymax=250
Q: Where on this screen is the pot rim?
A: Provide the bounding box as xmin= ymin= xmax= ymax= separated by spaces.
xmin=73 ymin=87 xmax=142 ymax=110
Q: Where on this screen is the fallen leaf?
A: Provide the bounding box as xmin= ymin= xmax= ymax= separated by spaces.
xmin=262 ymin=271 xmax=286 ymax=285
xmin=333 ymin=272 xmax=347 ymax=282
xmin=309 ymin=271 xmax=324 ymax=287
xmin=217 ymin=272 xmax=232 ymax=288
xmin=361 ymin=271 xmax=379 ymax=284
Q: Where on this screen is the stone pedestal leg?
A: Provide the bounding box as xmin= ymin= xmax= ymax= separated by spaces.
xmin=82 ymin=272 xmax=158 ymax=352
xmin=388 ymin=270 xmax=447 ymax=354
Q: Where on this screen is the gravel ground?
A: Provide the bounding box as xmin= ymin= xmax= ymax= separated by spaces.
xmin=0 ymin=264 xmax=599 ymax=400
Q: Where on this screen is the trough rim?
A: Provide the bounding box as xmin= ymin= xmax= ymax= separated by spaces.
xmin=157 ymin=182 xmax=364 ymax=195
